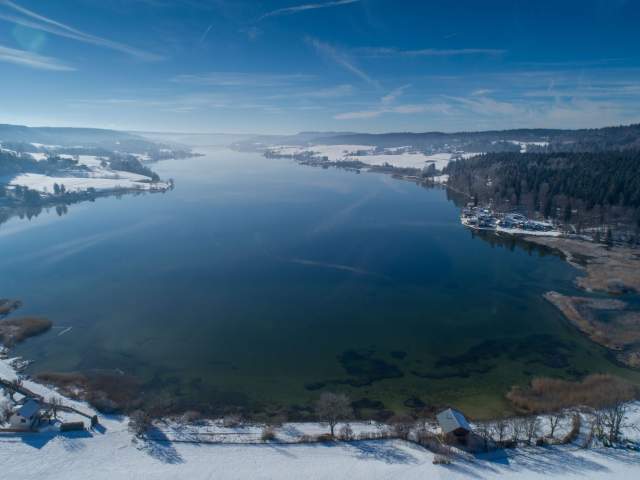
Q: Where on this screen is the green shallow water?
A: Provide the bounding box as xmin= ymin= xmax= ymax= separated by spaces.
xmin=2 ymin=146 xmax=638 ymax=418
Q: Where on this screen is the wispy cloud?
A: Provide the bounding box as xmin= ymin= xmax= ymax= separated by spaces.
xmin=258 ymin=0 xmax=359 ymax=21
xmin=334 ymin=103 xmax=445 ymax=120
xmin=0 ymin=0 xmax=162 ymax=61
xmin=267 ymin=83 xmax=355 ymax=100
xmin=171 ymin=71 xmax=314 ymax=87
xmin=355 ymin=47 xmax=506 ymax=58
xmin=0 ymin=44 xmax=74 ymax=70
xmin=334 ymin=84 xmax=448 ymax=120
xmin=444 ymin=95 xmax=522 ymax=116
xmin=198 ymin=24 xmax=213 ymax=44
xmin=381 ymin=84 xmax=410 ymax=105
xmin=306 ymin=37 xmax=380 ymax=89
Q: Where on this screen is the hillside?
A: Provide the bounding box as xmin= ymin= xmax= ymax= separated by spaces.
xmin=234 ymin=124 xmax=640 ymax=154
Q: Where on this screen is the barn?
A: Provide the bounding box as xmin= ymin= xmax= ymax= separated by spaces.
xmin=9 ymin=398 xmax=42 ymax=431
xmin=436 ymin=408 xmax=471 ymax=441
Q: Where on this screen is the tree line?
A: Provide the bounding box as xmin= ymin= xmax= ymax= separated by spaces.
xmin=446 ymin=150 xmax=640 ymax=230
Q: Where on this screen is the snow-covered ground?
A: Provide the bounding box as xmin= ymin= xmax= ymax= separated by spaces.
xmin=267 ymin=145 xmax=473 ymax=172
xmin=507 ymin=141 xmax=549 ymax=153
xmin=3 ymin=430 xmax=640 ymax=480
xmin=9 ymin=172 xmax=167 ymax=194
xmin=1 ymin=354 xmax=639 ymax=479
xmin=269 ymin=144 xmax=376 ymax=161
xmin=7 ymin=153 xmax=168 ymax=194
xmin=353 ymin=152 xmax=453 ymax=169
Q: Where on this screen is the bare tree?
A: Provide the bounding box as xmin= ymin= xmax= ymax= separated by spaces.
xmin=48 ymin=396 xmax=63 ymax=420
xmin=315 ymin=392 xmax=352 ymax=437
xmin=547 ymin=412 xmax=564 ymax=438
xmin=524 ymin=416 xmax=540 ymax=445
xmin=388 ymin=414 xmax=413 ymax=440
xmin=0 ymin=397 xmax=12 ymax=423
xmin=510 ymin=417 xmax=526 ymax=444
xmin=491 ymin=418 xmax=509 ymax=443
xmin=475 ymin=422 xmax=493 ymax=452
xmin=600 ymin=402 xmax=628 ymax=445
xmin=128 ymin=410 xmax=152 ymax=438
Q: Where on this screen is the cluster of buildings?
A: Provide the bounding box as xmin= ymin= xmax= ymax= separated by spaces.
xmin=461 ymin=207 xmax=561 ymax=237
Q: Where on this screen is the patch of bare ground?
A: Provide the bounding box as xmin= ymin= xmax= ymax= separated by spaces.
xmin=0 ymin=316 xmax=52 ymax=347
xmin=507 ymin=374 xmax=638 ymax=414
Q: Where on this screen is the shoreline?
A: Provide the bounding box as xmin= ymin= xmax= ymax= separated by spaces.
xmin=514 ymin=236 xmax=640 ymax=369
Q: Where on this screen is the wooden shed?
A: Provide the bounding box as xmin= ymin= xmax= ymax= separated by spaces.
xmin=436 ymin=408 xmax=471 ymax=438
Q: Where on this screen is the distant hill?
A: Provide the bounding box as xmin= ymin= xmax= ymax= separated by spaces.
xmin=234 ymin=124 xmax=640 ymax=153
xmin=0 ymin=124 xmax=161 ymax=153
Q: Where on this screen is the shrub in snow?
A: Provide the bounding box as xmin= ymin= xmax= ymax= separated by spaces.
xmin=433 ymin=454 xmax=452 ymax=465
xmin=179 ymin=410 xmax=202 ymax=425
xmin=261 ymin=426 xmax=276 ymax=442
xmin=222 ymin=414 xmax=243 ymax=428
xmin=338 ymin=424 xmax=354 ymax=441
xmin=128 ymin=410 xmax=152 ymax=438
xmin=388 ymin=414 xmax=414 ymax=440
xmin=0 ymin=397 xmax=12 ymax=423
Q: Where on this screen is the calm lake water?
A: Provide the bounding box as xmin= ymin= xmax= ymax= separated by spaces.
xmin=2 ymin=145 xmax=637 ymax=418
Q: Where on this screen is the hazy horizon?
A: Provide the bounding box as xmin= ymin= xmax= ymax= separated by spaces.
xmin=1 ymin=0 xmax=640 ymax=134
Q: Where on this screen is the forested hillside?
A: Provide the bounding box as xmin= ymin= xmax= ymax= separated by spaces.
xmin=446 ymin=151 xmax=640 ymax=235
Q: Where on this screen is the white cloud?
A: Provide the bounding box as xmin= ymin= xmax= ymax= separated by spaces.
xmin=306 ymin=37 xmax=380 ymax=89
xmin=0 ymin=0 xmax=162 ymax=60
xmin=258 ymin=0 xmax=359 ymax=21
xmin=0 ymin=44 xmax=74 ymax=70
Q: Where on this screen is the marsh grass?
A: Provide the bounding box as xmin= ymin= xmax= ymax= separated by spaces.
xmin=0 ymin=316 xmax=52 ymax=346
xmin=507 ymin=374 xmax=638 ymax=413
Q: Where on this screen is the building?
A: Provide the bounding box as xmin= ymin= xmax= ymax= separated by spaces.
xmin=9 ymin=398 xmax=42 ymax=431
xmin=437 ymin=408 xmax=471 ymax=439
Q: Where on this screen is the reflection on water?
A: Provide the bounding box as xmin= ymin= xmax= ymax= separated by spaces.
xmin=2 ymin=146 xmax=638 ymax=418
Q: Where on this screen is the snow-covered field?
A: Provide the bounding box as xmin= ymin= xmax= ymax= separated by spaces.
xmin=1 ymin=355 xmax=639 ymax=480
xmin=269 ymin=144 xmax=376 ymax=161
xmin=9 ymin=172 xmax=167 ymax=194
xmin=507 ymin=141 xmax=549 ymax=153
xmin=267 ymin=145 xmax=472 ymax=171
xmin=7 ymin=153 xmax=168 ymax=194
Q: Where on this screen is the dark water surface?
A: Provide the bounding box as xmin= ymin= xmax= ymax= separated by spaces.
xmin=2 ymin=146 xmax=637 ymax=418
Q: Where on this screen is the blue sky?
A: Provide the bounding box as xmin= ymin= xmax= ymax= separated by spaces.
xmin=0 ymin=0 xmax=639 ymax=133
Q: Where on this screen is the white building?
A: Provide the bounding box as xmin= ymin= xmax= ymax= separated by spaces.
xmin=9 ymin=398 xmax=41 ymax=431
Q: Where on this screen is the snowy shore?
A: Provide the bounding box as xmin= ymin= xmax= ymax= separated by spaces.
xmin=1 ymin=354 xmax=639 ymax=479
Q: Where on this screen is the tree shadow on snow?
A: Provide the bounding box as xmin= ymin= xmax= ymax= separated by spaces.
xmin=139 ymin=427 xmax=184 ymax=464
xmin=348 ymin=440 xmax=418 ymax=465
xmin=454 ymin=446 xmax=613 ymax=478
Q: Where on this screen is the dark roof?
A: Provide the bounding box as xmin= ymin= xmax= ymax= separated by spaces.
xmin=436 ymin=408 xmax=471 ymax=434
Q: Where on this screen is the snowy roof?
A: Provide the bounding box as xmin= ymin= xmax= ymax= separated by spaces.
xmin=16 ymin=399 xmax=41 ymax=418
xmin=436 ymin=408 xmax=471 ymax=434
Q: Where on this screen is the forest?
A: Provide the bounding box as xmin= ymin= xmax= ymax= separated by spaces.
xmin=446 ymin=150 xmax=640 ymax=235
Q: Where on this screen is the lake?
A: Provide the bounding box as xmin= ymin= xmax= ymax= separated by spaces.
xmin=2 ymin=145 xmax=637 ymax=419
